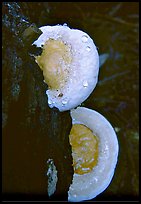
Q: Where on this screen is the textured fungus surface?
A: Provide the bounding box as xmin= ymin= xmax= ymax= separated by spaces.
xmin=33 ymin=25 xmax=99 ymax=112
xmin=69 ymin=124 xmax=99 ymax=175
xmin=36 ymin=39 xmax=72 ymax=89
xmin=68 ymin=107 xmax=119 ymax=202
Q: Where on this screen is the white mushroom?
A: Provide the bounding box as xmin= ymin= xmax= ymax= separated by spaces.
xmin=33 ymin=25 xmax=99 ymax=111
xmin=68 ymin=107 xmax=119 ymax=202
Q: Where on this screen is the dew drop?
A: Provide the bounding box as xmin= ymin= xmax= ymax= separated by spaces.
xmin=86 ymin=46 xmax=91 ymax=52
xmin=94 ymin=177 xmax=98 ymax=182
xmin=58 ymin=93 xmax=63 ymax=97
xmin=72 ymin=118 xmax=76 ymax=123
xmin=63 ymin=23 xmax=68 ymax=26
xmin=48 ymin=99 xmax=52 ymax=105
xmin=62 ymin=99 xmax=68 ymax=105
xmin=83 ymin=80 xmax=88 ymax=87
xmin=105 ymin=145 xmax=109 ymax=151
xmin=82 ymin=35 xmax=88 ymax=43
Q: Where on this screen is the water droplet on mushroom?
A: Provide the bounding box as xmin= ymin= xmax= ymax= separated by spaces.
xmin=82 ymin=35 xmax=88 ymax=43
xmin=86 ymin=46 xmax=91 ymax=52
xmin=83 ymin=80 xmax=88 ymax=87
xmin=105 ymin=145 xmax=109 ymax=151
xmin=48 ymin=99 xmax=52 ymax=105
xmin=72 ymin=118 xmax=76 ymax=123
xmin=63 ymin=23 xmax=68 ymax=26
xmin=58 ymin=93 xmax=63 ymax=97
xmin=62 ymin=99 xmax=68 ymax=105
xmin=94 ymin=177 xmax=98 ymax=182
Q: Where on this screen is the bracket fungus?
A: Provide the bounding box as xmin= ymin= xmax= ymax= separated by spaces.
xmin=33 ymin=24 xmax=118 ymax=202
xmin=33 ymin=24 xmax=99 ymax=112
xmin=68 ymin=107 xmax=119 ymax=202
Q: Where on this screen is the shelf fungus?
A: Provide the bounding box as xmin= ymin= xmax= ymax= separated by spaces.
xmin=33 ymin=24 xmax=99 ymax=111
xmin=33 ymin=24 xmax=118 ymax=202
xmin=68 ymin=107 xmax=119 ymax=202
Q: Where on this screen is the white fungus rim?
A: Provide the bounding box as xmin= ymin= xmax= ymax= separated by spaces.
xmin=68 ymin=107 xmax=119 ymax=202
xmin=33 ymin=25 xmax=99 ymax=112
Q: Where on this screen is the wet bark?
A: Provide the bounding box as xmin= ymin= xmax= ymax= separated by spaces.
xmin=2 ymin=2 xmax=73 ymax=201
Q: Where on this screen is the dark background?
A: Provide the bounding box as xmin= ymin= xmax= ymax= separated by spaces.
xmin=2 ymin=2 xmax=139 ymax=202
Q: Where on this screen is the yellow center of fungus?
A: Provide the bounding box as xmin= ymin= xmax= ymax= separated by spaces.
xmin=69 ymin=124 xmax=99 ymax=175
xmin=35 ymin=39 xmax=72 ymax=89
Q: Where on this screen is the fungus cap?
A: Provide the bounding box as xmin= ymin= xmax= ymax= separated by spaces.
xmin=33 ymin=25 xmax=99 ymax=111
xmin=68 ymin=107 xmax=119 ymax=202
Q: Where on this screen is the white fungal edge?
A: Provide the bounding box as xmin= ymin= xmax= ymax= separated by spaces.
xmin=68 ymin=107 xmax=119 ymax=202
xmin=33 ymin=24 xmax=99 ymax=112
